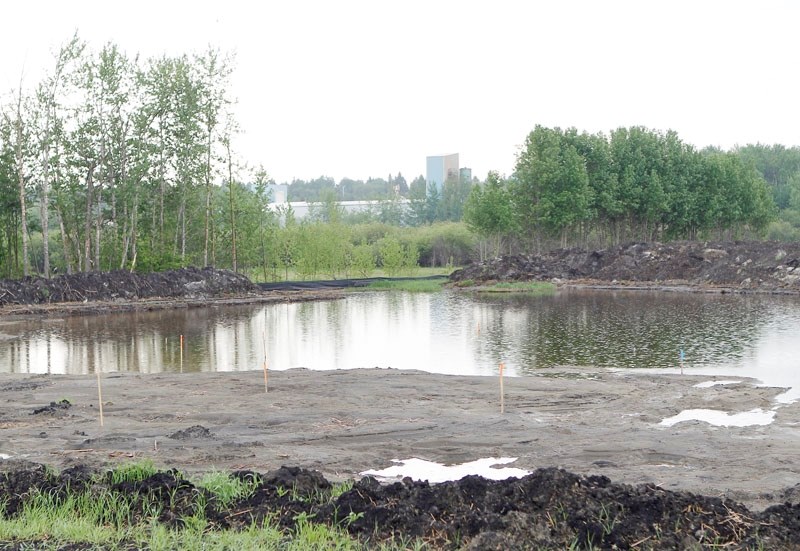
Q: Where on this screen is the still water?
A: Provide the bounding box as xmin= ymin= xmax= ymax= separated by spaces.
xmin=1 ymin=289 xmax=799 ymax=397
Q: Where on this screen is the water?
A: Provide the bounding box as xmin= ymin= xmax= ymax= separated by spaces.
xmin=2 ymin=289 xmax=800 ymax=400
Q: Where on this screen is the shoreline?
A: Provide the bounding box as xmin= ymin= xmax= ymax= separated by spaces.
xmin=1 ymin=367 xmax=796 ymax=511
xmin=2 ymin=277 xmax=800 ymax=319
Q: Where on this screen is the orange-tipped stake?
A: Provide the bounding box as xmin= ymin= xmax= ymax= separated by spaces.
xmin=262 ymin=329 xmax=268 ymax=393
xmin=96 ymin=369 xmax=104 ymax=427
xmin=499 ymin=362 xmax=505 ymax=414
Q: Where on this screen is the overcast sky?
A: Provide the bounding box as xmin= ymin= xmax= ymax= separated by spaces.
xmin=1 ymin=1 xmax=797 ymax=184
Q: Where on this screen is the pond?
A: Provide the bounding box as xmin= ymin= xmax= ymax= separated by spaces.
xmin=2 ymin=289 xmax=799 ymax=400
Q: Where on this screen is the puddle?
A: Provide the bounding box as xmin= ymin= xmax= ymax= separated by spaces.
xmin=360 ymin=457 xmax=530 ymax=483
xmin=660 ymin=408 xmax=775 ymax=427
xmin=694 ymin=380 xmax=742 ymax=388
xmin=0 ymin=454 xmax=10 ymax=460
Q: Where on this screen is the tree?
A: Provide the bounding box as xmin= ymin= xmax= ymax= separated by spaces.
xmin=34 ymin=33 xmax=85 ymax=276
xmin=463 ymin=171 xmax=516 ymax=260
xmin=514 ymin=126 xmax=592 ymax=248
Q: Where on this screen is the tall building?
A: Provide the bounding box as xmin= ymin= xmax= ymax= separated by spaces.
xmin=426 ymin=153 xmax=459 ymax=194
xmin=459 ymin=167 xmax=472 ymax=184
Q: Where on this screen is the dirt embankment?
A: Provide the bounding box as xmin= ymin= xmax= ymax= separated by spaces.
xmin=0 ymin=267 xmax=260 ymax=306
xmin=3 ymin=459 xmax=800 ymax=550
xmin=450 ymin=241 xmax=800 ymax=292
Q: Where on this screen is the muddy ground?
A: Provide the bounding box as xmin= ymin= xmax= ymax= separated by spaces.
xmin=450 ymin=241 xmax=800 ymax=293
xmin=2 ymin=368 xmax=800 ymax=548
xmin=2 ymin=246 xmax=800 ymax=548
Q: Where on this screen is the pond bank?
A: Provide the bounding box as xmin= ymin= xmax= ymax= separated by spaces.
xmin=1 ymin=367 xmax=796 ymax=512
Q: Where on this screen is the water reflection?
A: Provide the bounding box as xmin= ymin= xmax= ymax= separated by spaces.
xmin=1 ymin=291 xmax=799 ymax=395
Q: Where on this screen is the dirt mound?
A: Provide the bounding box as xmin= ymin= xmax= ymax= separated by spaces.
xmin=450 ymin=241 xmax=800 ymax=291
xmin=1 ymin=461 xmax=798 ymax=549
xmin=0 ymin=267 xmax=260 ymax=306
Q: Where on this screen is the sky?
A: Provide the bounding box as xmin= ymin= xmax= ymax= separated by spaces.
xmin=1 ymin=1 xmax=798 ymax=184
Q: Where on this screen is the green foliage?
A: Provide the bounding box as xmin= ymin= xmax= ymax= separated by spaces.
xmin=476 ymin=281 xmax=556 ymax=294
xmin=196 ymin=471 xmax=260 ymax=508
xmin=463 ymin=171 xmax=517 ymax=259
xmin=509 ymin=125 xmax=777 ymax=248
xmin=378 ymin=236 xmax=405 ymax=276
xmin=108 ymin=460 xmax=159 ymax=485
xmin=351 ymin=241 xmax=376 ymax=277
xmin=366 ymin=279 xmax=445 ymax=292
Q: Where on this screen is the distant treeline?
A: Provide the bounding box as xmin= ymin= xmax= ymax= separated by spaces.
xmin=464 ymin=126 xmax=789 ymax=257
xmin=1 ymin=34 xmax=798 ymax=280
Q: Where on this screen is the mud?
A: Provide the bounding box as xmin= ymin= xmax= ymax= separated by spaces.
xmin=450 ymin=241 xmax=800 ymax=292
xmin=0 ymin=267 xmax=261 ymax=306
xmin=2 ymin=459 xmax=800 ymax=550
xmin=2 ymin=248 xmax=800 ymax=547
xmin=1 ymin=368 xmax=800 ymax=548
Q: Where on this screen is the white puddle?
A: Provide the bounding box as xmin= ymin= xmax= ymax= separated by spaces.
xmin=360 ymin=457 xmax=531 ymax=483
xmin=0 ymin=453 xmax=10 ymax=460
xmin=660 ymin=408 xmax=775 ymax=427
xmin=693 ymin=380 xmax=742 ymax=388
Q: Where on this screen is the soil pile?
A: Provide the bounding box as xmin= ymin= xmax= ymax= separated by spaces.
xmin=2 ymin=460 xmax=799 ymax=549
xmin=0 ymin=267 xmax=260 ymax=306
xmin=450 ymin=241 xmax=800 ymax=291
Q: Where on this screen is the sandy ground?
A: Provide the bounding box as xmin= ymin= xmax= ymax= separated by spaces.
xmin=1 ymin=367 xmax=796 ymax=511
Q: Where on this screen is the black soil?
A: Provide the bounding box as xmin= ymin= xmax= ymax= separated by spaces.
xmin=450 ymin=241 xmax=800 ymax=292
xmin=0 ymin=266 xmax=259 ymax=306
xmin=1 ymin=460 xmax=799 ymax=549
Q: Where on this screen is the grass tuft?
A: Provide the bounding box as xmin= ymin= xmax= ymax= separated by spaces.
xmin=366 ymin=279 xmax=445 ymax=292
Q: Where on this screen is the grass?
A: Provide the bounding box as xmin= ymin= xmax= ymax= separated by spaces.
xmin=364 ymin=278 xmax=445 ymax=292
xmin=0 ymin=463 xmax=427 ymax=551
xmin=251 ymin=266 xmax=456 ymax=283
xmin=473 ymin=281 xmax=556 ymax=294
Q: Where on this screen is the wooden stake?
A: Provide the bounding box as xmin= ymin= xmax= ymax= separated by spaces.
xmin=96 ymin=369 xmax=104 ymax=427
xmin=180 ymin=335 xmax=184 ymax=373
xmin=499 ymin=362 xmax=505 ymax=414
xmin=262 ymin=329 xmax=268 ymax=393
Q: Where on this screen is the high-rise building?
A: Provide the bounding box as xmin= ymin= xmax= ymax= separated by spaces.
xmin=426 ymin=153 xmax=459 ymax=194
xmin=459 ymin=167 xmax=472 ymax=184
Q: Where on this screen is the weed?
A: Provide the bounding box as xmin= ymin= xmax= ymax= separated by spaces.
xmin=478 ymin=281 xmax=556 ymax=294
xmin=196 ymin=470 xmax=260 ymax=508
xmin=365 ymin=279 xmax=445 ymax=293
xmin=108 ymin=459 xmax=159 ymax=485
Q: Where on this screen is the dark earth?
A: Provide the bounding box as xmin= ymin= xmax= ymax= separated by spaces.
xmin=2 ymin=241 xmax=800 ymax=549
xmin=3 ymin=459 xmax=800 ymax=550
xmin=450 ymin=240 xmax=800 ymax=293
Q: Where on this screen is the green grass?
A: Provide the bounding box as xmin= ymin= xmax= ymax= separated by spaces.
xmin=474 ymin=281 xmax=556 ymax=294
xmin=108 ymin=458 xmax=159 ymax=485
xmin=194 ymin=470 xmax=260 ymax=508
xmin=251 ymin=266 xmax=456 ymax=283
xmin=0 ymin=464 xmax=428 ymax=551
xmin=364 ymin=279 xmax=446 ymax=292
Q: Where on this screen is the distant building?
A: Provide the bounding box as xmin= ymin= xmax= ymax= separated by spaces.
xmin=266 ymin=198 xmax=410 ymax=226
xmin=459 ymin=167 xmax=472 ymax=184
xmin=265 ymin=183 xmax=289 ymax=203
xmin=426 ymin=153 xmax=459 ymax=194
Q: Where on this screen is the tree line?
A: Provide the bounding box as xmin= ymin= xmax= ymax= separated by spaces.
xmin=0 ymin=34 xmax=245 ymax=278
xmin=464 ymin=126 xmax=778 ymax=258
xmin=1 ymin=34 xmax=798 ymax=280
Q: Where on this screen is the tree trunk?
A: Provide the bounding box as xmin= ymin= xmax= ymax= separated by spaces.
xmin=83 ymin=164 xmax=95 ymax=272
xmin=226 ymin=140 xmax=237 ymax=272
xmin=13 ymin=97 xmax=31 ymax=277
xmin=55 ymin=205 xmax=74 ymax=274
